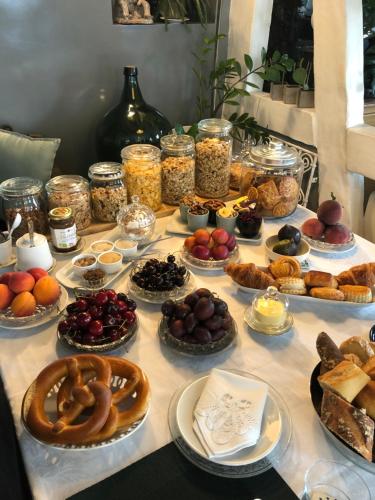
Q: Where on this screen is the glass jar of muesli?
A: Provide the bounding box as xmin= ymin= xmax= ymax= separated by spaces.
xmin=121 ymin=144 xmax=161 ymax=211
xmin=88 ymin=162 xmax=127 ymax=222
xmin=160 ymin=134 xmax=195 ymax=205
xmin=195 ymin=118 xmax=232 ymax=198
xmin=0 ymin=177 xmax=48 ymax=242
xmin=46 ymin=175 xmax=91 ymax=230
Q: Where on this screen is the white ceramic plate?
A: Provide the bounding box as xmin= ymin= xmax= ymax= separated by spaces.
xmin=56 ymin=261 xmax=128 ymax=291
xmin=0 ymin=286 xmax=68 ymax=330
xmin=175 ymin=375 xmax=282 ymax=466
xmin=166 ymin=209 xmax=263 ymax=245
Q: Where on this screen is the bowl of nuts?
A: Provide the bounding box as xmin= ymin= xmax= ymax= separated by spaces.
xmin=71 ymin=254 xmax=97 ymax=277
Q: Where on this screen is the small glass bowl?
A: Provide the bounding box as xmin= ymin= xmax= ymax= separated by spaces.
xmin=181 ymin=246 xmax=240 ymax=271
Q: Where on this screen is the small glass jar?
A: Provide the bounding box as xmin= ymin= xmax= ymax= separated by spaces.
xmin=48 ymin=207 xmax=78 ymax=252
xmin=241 ymin=140 xmax=303 ymax=218
xmin=121 ymin=144 xmax=161 ymax=211
xmin=245 ymin=286 xmax=292 ymax=335
xmin=46 ymin=175 xmax=91 ymax=230
xmin=117 ymin=195 xmax=155 ymax=245
xmin=88 ymin=162 xmax=127 ymax=222
xmin=160 ymin=134 xmax=195 ymax=205
xmin=0 ymin=177 xmax=48 ymax=242
xmin=195 ymin=118 xmax=232 ymax=198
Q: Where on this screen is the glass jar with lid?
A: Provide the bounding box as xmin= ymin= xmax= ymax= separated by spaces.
xmin=48 ymin=207 xmax=78 ymax=252
xmin=241 ymin=140 xmax=303 ymax=218
xmin=117 ymin=195 xmax=155 ymax=245
xmin=195 ymin=118 xmax=233 ymax=198
xmin=45 ymin=175 xmax=91 ymax=230
xmin=88 ymin=162 xmax=127 ymax=222
xmin=121 ymin=144 xmax=161 ymax=211
xmin=160 ymin=134 xmax=195 ymax=205
xmin=0 ymin=177 xmax=48 ymax=242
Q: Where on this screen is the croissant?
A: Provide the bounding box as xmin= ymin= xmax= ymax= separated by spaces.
xmin=336 ymin=263 xmax=375 ymax=288
xmin=225 ymin=263 xmax=275 ymax=289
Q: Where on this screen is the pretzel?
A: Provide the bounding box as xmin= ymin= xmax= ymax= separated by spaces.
xmin=25 ymin=355 xmax=112 ymax=444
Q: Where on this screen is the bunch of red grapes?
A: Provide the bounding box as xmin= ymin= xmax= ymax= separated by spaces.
xmin=58 ymin=289 xmax=137 ymax=345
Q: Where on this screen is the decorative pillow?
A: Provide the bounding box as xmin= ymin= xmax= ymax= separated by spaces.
xmin=0 ymin=129 xmax=61 ymax=184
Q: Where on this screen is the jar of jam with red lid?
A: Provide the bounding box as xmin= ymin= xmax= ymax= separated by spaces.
xmin=49 ymin=207 xmax=78 ymax=252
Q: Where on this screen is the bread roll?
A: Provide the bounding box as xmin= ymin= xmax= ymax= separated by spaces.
xmin=361 ymin=357 xmax=375 ymax=379
xmin=318 ymin=360 xmax=370 ymax=402
xmin=340 ymin=336 xmax=374 ymax=363
xmin=304 ymin=271 xmax=338 ymax=288
xmin=343 ymin=353 xmax=363 ymax=367
xmin=316 ymin=332 xmax=344 ymax=371
xmin=321 ymin=390 xmax=374 ymax=462
xmin=355 ymin=381 xmax=375 ymax=420
xmin=310 ymin=287 xmax=344 ymax=301
xmin=338 ymin=285 xmax=372 ymax=303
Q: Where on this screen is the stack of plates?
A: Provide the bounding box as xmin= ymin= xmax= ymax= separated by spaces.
xmin=168 ymin=370 xmax=292 ymax=477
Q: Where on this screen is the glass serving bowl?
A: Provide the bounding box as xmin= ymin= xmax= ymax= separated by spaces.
xmin=158 ymin=315 xmax=237 ymax=356
xmin=181 ymin=246 xmax=240 ymax=271
xmin=302 ymin=232 xmax=356 ymax=253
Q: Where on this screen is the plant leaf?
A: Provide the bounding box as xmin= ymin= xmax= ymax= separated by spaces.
xmin=261 ymin=47 xmax=267 ymax=64
xmin=293 ymin=67 xmax=307 ymax=86
xmin=244 ymin=54 xmax=253 ymax=72
xmin=271 ymin=50 xmax=281 ymax=63
xmin=224 ymin=100 xmax=240 ymax=106
xmin=174 ymin=123 xmax=185 ymax=135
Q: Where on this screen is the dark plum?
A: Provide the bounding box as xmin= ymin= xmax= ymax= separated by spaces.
xmin=161 ymin=299 xmax=175 ymax=317
xmin=174 ymin=303 xmax=191 ymax=320
xmin=169 ymin=319 xmax=186 ymax=339
xmin=222 ymin=313 xmax=232 ymax=330
xmin=194 ymin=297 xmax=215 ymax=321
xmin=184 ymin=313 xmax=197 ymax=334
xmin=183 ymin=335 xmax=199 ymax=344
xmin=184 ymin=292 xmax=199 ymax=308
xmin=204 ymin=314 xmax=223 ymax=331
xmin=193 ymin=326 xmax=212 ymax=344
xmin=213 ymin=298 xmax=228 ymax=317
xmin=211 ymin=329 xmax=227 ymax=341
xmin=195 ymin=288 xmax=213 ymax=298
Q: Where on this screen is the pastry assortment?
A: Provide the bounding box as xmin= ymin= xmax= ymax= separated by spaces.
xmin=23 ymin=354 xmax=150 ymax=445
xmin=58 ymin=289 xmax=137 ymax=347
xmin=315 ymin=332 xmax=375 ymax=462
xmin=226 ymin=257 xmax=374 ymax=304
xmin=184 ymin=228 xmax=237 ymax=262
xmin=302 ymin=193 xmax=352 ymax=245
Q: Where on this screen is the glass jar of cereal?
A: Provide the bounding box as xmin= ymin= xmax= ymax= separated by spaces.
xmin=121 ymin=144 xmax=161 ymax=211
xmin=88 ymin=162 xmax=127 ymax=222
xmin=45 ymin=175 xmax=91 ymax=230
xmin=195 ymin=118 xmax=232 ymax=198
xmin=160 ymin=134 xmax=195 ymax=205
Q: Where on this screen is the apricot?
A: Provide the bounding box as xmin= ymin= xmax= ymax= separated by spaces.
xmin=0 ymin=284 xmax=15 ymax=310
xmin=8 ymin=272 xmax=35 ymax=294
xmin=33 ymin=275 xmax=60 ymax=306
xmin=27 ymin=267 xmax=48 ymax=282
xmin=301 ymin=218 xmax=325 ymax=240
xmin=193 ymin=228 xmax=210 ymax=246
xmin=184 ymin=236 xmax=196 ymax=251
xmin=11 ymin=291 xmax=36 ymax=317
xmin=324 ymin=224 xmax=351 ymax=244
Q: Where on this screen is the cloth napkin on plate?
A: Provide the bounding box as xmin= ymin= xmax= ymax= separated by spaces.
xmin=193 ymin=368 xmax=268 ymax=459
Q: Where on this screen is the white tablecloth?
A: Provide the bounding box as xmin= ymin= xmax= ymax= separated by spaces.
xmin=1 ymin=206 xmax=375 ymax=500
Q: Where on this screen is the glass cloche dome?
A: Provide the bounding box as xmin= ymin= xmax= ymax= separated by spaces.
xmin=116 ymin=195 xmax=155 ymax=244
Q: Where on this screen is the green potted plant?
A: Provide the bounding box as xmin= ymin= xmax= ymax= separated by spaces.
xmin=158 ymin=0 xmax=208 ymax=24
xmin=261 ymin=50 xmax=294 ymax=101
xmin=283 ymin=61 xmax=300 ymax=105
xmin=293 ymin=59 xmax=314 ymax=108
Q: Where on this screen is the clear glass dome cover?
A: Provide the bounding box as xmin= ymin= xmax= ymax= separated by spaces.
xmin=116 ymin=195 xmax=155 ymax=243
xmin=252 ymin=285 xmax=289 ymax=313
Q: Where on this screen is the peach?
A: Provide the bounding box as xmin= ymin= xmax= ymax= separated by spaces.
xmin=324 ymin=224 xmax=351 ymax=244
xmin=0 ymin=272 xmax=14 ymax=285
xmin=301 ymin=218 xmax=325 ymax=240
xmin=191 ymin=245 xmax=211 ymax=260
xmin=317 ymin=193 xmax=343 ymax=225
xmin=0 ymin=284 xmax=15 ymax=310
xmin=27 ymin=267 xmax=48 ymax=282
xmin=184 ymin=236 xmax=196 ymax=251
xmin=33 ymin=275 xmax=60 ymax=306
xmin=226 ymin=234 xmax=237 ymax=252
xmin=211 ymin=228 xmax=229 ymax=245
xmin=193 ymin=229 xmax=210 ymax=246
xmin=8 ymin=272 xmax=35 ymax=294
xmin=11 ymin=291 xmax=36 ymax=317
xmin=211 ymin=245 xmax=229 ymax=260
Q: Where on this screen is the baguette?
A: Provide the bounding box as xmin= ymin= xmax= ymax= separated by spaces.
xmin=318 ymin=360 xmax=370 ymax=403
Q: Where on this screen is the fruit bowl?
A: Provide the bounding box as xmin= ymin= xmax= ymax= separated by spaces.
xmin=265 ymin=235 xmax=310 ymax=264
xmin=302 ymin=232 xmax=356 ymax=253
xmin=181 ymin=245 xmax=240 ymax=271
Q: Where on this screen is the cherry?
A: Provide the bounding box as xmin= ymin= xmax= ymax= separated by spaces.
xmin=75 ymin=299 xmax=88 ymax=312
xmin=123 ymin=310 xmax=136 ymax=325
xmin=112 ymin=313 xmax=122 ymax=324
xmin=103 ymin=315 xmax=117 ymax=327
xmin=106 ymin=289 xmax=117 ymax=301
xmin=126 ymin=299 xmax=137 ymax=311
xmin=88 ymin=305 xmax=103 ymax=320
xmin=77 ymin=312 xmax=92 ymax=328
xmin=58 ymin=320 xmax=70 ymax=335
xmin=117 ymin=293 xmax=128 ymax=302
xmin=120 ymin=308 xmax=130 ymax=320
xmin=81 ymin=333 xmax=98 ymax=345
xmin=106 ymin=302 xmax=119 ymax=315
xmin=95 ymin=291 xmax=108 ymax=306
xmin=66 ymin=315 xmax=78 ymax=329
xmin=66 ymin=302 xmax=79 ymax=315
xmin=109 ymin=328 xmax=121 ymax=342
xmin=88 ymin=320 xmax=104 ymax=337
xmin=116 ymin=300 xmax=128 ymax=313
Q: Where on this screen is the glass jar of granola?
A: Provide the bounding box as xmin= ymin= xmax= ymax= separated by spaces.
xmin=121 ymin=144 xmax=161 ymax=211
xmin=0 ymin=177 xmax=48 ymax=242
xmin=160 ymin=134 xmax=195 ymax=205
xmin=88 ymin=162 xmax=127 ymax=222
xmin=195 ymin=118 xmax=232 ymax=198
xmin=45 ymin=175 xmax=91 ymax=230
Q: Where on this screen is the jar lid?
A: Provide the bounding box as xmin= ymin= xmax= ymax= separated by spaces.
xmin=0 ymin=177 xmax=43 ymax=197
xmin=88 ymin=162 xmax=123 ymax=181
xmin=249 ymin=140 xmax=299 ymax=167
xmin=49 ymin=207 xmax=73 ymax=220
xmin=45 ymin=175 xmax=89 ymax=193
xmin=197 ymin=118 xmax=233 ymax=134
xmin=160 ymin=134 xmax=195 ymax=154
xmin=121 ymin=144 xmax=161 ymax=162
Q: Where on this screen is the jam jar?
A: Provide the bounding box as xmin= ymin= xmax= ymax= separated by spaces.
xmin=0 ymin=177 xmax=48 ymax=242
xmin=241 ymin=140 xmax=303 ymax=218
xmin=49 ymin=207 xmax=78 ymax=252
xmin=195 ymin=118 xmax=232 ymax=198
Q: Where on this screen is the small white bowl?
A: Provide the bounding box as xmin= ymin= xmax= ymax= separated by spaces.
xmin=114 ymin=238 xmax=138 ymax=258
xmin=97 ymin=251 xmax=123 ymax=275
xmin=265 ymin=235 xmax=310 ymax=264
xmin=72 ymin=253 xmax=97 ymax=277
xmin=90 ymin=240 xmax=114 ymax=254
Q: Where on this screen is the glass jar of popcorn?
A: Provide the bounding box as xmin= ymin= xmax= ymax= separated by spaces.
xmin=121 ymin=144 xmax=161 ymax=211
xmin=160 ymin=134 xmax=195 ymax=205
xmin=195 ymin=118 xmax=232 ymax=198
xmin=46 ymin=175 xmax=91 ymax=230
xmin=88 ymin=162 xmax=127 ymax=222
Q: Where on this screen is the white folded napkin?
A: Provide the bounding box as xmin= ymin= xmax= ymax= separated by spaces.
xmin=193 ymin=368 xmax=268 ymax=459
